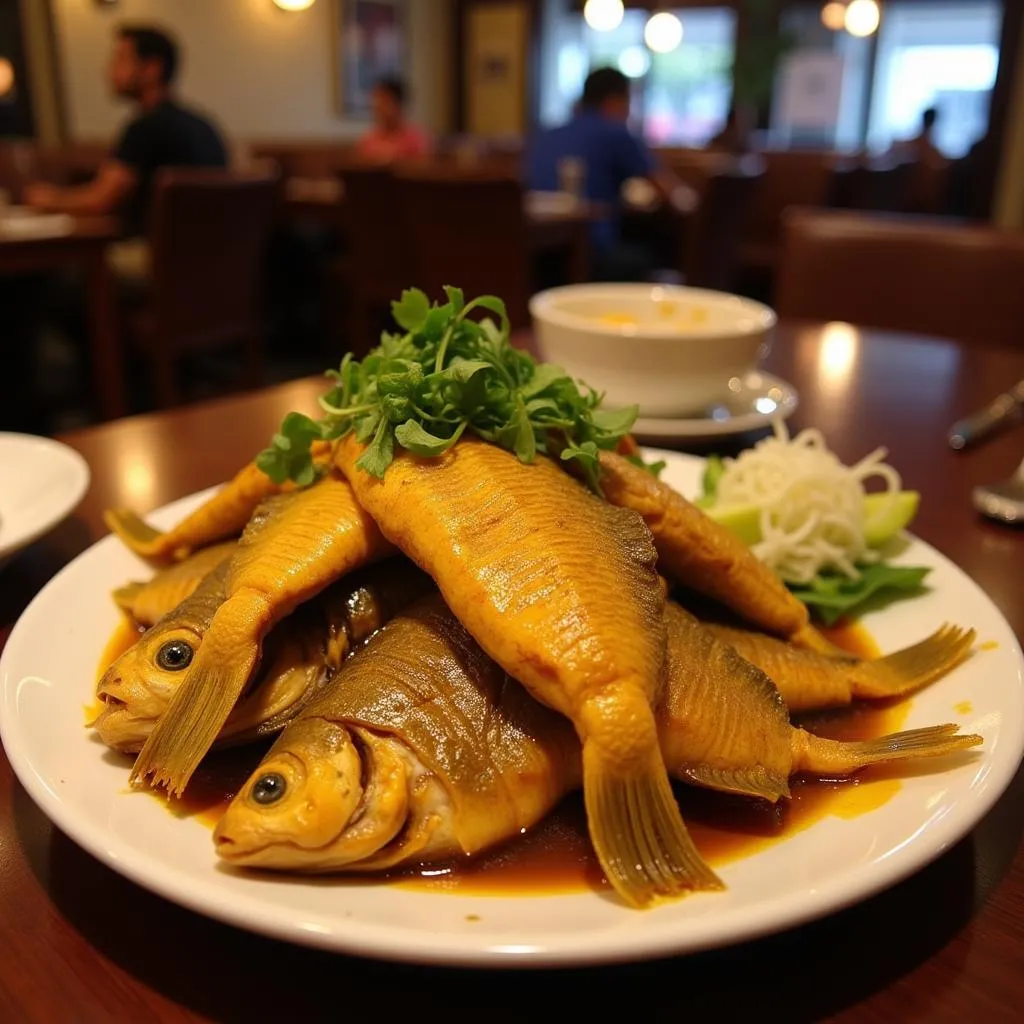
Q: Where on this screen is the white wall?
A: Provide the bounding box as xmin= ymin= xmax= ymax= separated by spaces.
xmin=51 ymin=0 xmax=452 ymax=145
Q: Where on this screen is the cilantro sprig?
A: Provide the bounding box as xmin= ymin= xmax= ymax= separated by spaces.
xmin=256 ymin=287 xmax=638 ymax=491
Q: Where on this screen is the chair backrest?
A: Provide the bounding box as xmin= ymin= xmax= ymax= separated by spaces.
xmin=395 ymin=166 xmax=531 ymax=327
xmin=776 ymin=208 xmax=1024 ymax=348
xmin=747 ymin=149 xmax=841 ymax=247
xmin=248 ymin=140 xmax=358 ymax=179
xmin=337 ymin=163 xmax=415 ymax=295
xmin=683 ymin=161 xmax=764 ymax=291
xmin=149 ymin=169 xmax=280 ymax=347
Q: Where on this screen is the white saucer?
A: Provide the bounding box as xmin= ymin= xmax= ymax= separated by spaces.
xmin=633 ymin=372 xmax=798 ymax=441
xmin=0 ymin=433 xmax=90 ymax=565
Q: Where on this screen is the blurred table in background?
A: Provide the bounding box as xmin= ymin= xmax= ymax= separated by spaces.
xmin=1 ymin=322 xmax=1023 ymax=1020
xmin=0 ymin=215 xmax=123 ymax=422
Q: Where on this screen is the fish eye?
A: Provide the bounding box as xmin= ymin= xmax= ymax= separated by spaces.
xmin=251 ymin=772 xmax=287 ymax=806
xmin=156 ymin=639 xmax=194 ymax=672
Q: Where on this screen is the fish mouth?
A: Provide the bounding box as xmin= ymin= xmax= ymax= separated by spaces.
xmin=214 ymin=728 xmax=413 ymax=871
xmin=90 ymin=690 xmax=158 ymax=752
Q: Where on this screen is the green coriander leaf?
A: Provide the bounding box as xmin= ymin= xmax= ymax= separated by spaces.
xmin=589 ymin=404 xmax=640 ymax=437
xmin=701 ymin=455 xmax=726 ymax=501
xmin=391 ymin=288 xmax=430 ymax=333
xmin=357 ymin=417 xmax=395 ymax=478
xmin=625 ymin=454 xmax=666 ymax=478
xmin=255 ymin=412 xmax=322 ymax=485
xmin=789 ymin=564 xmax=932 ymax=626
xmin=520 ymin=363 xmax=570 ymax=399
xmin=394 ymin=418 xmax=465 ymax=456
xmin=443 ymin=285 xmax=465 ymax=313
xmin=442 ymin=358 xmax=492 ymax=384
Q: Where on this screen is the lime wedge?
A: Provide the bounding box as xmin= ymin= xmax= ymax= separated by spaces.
xmin=703 ymin=491 xmax=920 ymax=548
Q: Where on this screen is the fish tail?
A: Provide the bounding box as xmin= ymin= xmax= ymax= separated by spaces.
xmin=104 ymin=509 xmax=168 ymax=558
xmin=129 ymin=591 xmax=268 ymax=796
xmin=792 ymin=724 xmax=982 ymax=776
xmin=583 ymin=741 xmax=722 ymax=907
xmin=852 ymin=624 xmax=977 ymax=700
xmin=111 ymin=582 xmax=144 ymax=611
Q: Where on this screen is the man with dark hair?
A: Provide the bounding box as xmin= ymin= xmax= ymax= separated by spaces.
xmin=24 ymin=23 xmax=227 ymax=237
xmin=527 ymin=67 xmax=682 ymax=281
xmin=357 ymin=76 xmax=429 ymax=163
xmin=889 ymin=105 xmax=946 ymax=167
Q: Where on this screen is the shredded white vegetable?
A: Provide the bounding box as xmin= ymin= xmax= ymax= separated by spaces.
xmin=715 ymin=421 xmax=901 ymax=585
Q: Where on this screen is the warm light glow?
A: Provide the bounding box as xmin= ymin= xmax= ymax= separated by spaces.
xmin=273 ymin=0 xmax=316 ymax=11
xmin=644 ymin=11 xmax=684 ymax=54
xmin=818 ymin=322 xmax=860 ymax=395
xmin=583 ymin=0 xmax=624 ymax=33
xmin=0 ymin=59 xmax=14 ymax=98
xmin=618 ymin=45 xmax=651 ymax=79
xmin=844 ymin=0 xmax=880 ymax=37
xmin=821 ymin=2 xmax=847 ymax=31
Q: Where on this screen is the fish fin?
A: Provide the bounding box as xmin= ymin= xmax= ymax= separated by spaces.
xmin=111 ymin=582 xmax=144 ymax=611
xmin=130 ymin=591 xmax=268 ymax=796
xmin=583 ymin=742 xmax=722 ymax=907
xmin=852 ymin=625 xmax=977 ymax=700
xmin=681 ymin=765 xmax=790 ymax=803
xmin=792 ymin=724 xmax=983 ymax=776
xmin=790 ymin=624 xmax=849 ymax=656
xmin=103 ymin=509 xmax=170 ymax=559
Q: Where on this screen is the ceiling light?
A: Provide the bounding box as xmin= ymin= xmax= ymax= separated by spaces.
xmin=821 ymin=2 xmax=847 ymax=31
xmin=273 ymin=0 xmax=316 ymax=11
xmin=644 ymin=11 xmax=684 ymax=54
xmin=583 ymin=0 xmax=624 ymax=33
xmin=845 ymin=0 xmax=881 ymax=37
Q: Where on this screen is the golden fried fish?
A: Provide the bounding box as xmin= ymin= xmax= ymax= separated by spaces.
xmin=129 ymin=473 xmax=394 ymax=795
xmin=702 ymin=621 xmax=976 ymax=713
xmin=113 ymin=541 xmax=238 ymax=627
xmin=104 ymin=444 xmax=331 ymax=565
xmin=597 ymin=451 xmax=838 ymax=654
xmin=214 ymin=593 xmax=580 ymax=872
xmin=335 ymin=435 xmax=720 ymax=906
xmin=658 ymin=603 xmax=981 ymax=801
xmin=95 ymin=559 xmax=432 ymax=753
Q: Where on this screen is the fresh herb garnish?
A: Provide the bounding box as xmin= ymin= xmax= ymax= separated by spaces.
xmin=789 ymin=564 xmax=932 ymax=626
xmin=256 ymin=287 xmax=638 ymax=492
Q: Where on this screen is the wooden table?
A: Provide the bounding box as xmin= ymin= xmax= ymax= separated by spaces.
xmin=0 ymin=216 xmax=124 ymax=422
xmin=2 ymin=324 xmax=1023 ymax=1021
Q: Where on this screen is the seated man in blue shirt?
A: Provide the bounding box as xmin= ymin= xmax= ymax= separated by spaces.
xmin=527 ymin=67 xmax=676 ymax=281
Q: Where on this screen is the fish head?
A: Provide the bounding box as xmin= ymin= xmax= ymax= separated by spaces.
xmin=93 ymin=621 xmax=205 ymax=751
xmin=214 ymin=717 xmax=368 ymax=868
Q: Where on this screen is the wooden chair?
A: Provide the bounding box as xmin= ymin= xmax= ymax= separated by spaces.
xmin=336 ymin=163 xmax=414 ymax=351
xmin=123 ymin=169 xmax=280 ymax=408
xmin=776 ymin=208 xmax=1024 ymax=348
xmin=394 ymin=165 xmax=532 ymax=328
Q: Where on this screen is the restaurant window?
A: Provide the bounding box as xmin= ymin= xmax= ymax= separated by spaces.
xmin=771 ymin=1 xmax=1002 ymax=156
xmin=538 ymin=2 xmax=737 ymax=146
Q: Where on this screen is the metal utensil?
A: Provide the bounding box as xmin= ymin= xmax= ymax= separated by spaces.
xmin=973 ymin=457 xmax=1024 ymax=525
xmin=949 ymin=379 xmax=1024 ymax=450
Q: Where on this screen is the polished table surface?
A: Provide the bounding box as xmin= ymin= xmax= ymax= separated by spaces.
xmin=2 ymin=322 xmax=1023 ymax=1022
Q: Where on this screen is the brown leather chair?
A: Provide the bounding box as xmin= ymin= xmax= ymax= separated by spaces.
xmin=124 ymin=169 xmax=280 ymax=407
xmin=776 ymin=209 xmax=1024 ymax=348
xmin=394 ymin=165 xmax=532 ymax=328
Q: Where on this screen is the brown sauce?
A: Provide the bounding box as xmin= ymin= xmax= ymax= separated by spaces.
xmin=95 ymin=615 xmax=908 ymax=895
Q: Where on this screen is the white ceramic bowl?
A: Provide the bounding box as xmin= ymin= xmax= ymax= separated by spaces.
xmin=529 ymin=284 xmax=776 ymax=417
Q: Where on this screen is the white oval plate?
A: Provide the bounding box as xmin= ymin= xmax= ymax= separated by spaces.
xmin=2 ymin=451 xmax=1022 ymax=967
xmin=0 ymin=433 xmax=90 ymax=564
xmin=633 ymin=373 xmax=798 ymax=441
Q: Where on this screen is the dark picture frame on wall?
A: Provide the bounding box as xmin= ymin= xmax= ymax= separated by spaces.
xmin=337 ymin=0 xmax=407 ymax=117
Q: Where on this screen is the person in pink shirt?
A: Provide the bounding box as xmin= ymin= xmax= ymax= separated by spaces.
xmin=357 ymin=77 xmax=429 ymax=164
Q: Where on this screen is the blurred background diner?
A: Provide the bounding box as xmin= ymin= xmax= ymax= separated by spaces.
xmin=2 ymin=0 xmax=1023 ymax=434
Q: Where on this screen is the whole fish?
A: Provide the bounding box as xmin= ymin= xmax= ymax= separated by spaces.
xmin=597 ymin=451 xmax=839 ymax=654
xmin=113 ymin=541 xmax=239 ymax=627
xmin=95 ymin=559 xmax=432 ymax=753
xmin=335 ymin=435 xmax=720 ymax=906
xmin=129 ymin=473 xmax=395 ymax=795
xmin=104 ymin=443 xmax=331 ymax=565
xmin=215 ymin=596 xmax=982 ymax=875
xmin=702 ymin=621 xmax=976 ymax=713
xmin=658 ymin=603 xmax=981 ymax=801
xmin=214 ymin=593 xmax=580 ymax=872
